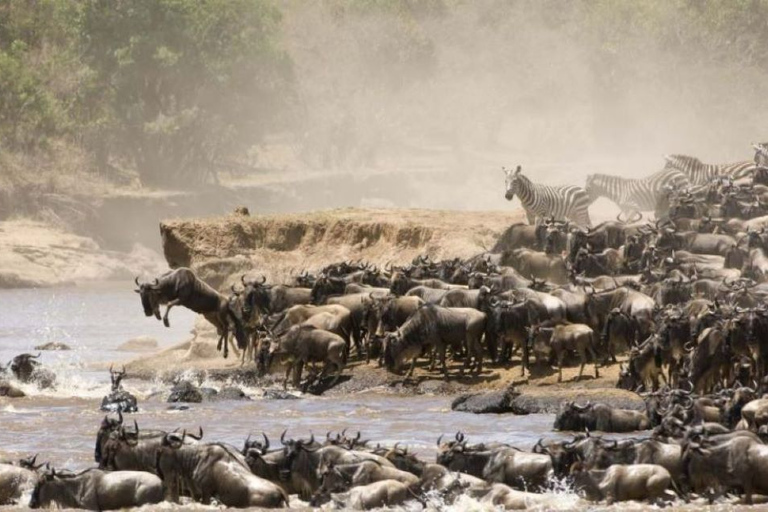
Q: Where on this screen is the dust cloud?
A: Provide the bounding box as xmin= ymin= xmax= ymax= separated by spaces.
xmin=268 ymin=1 xmax=767 ymax=213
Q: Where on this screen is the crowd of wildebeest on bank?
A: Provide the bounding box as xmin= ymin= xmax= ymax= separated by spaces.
xmin=8 ymin=148 xmax=768 ymax=508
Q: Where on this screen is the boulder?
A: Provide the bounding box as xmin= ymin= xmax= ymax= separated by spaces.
xmin=451 ymin=384 xmax=525 ymax=414
xmin=212 ymin=386 xmax=250 ymax=401
xmin=0 ymin=381 xmax=25 ymax=398
xmin=167 ymin=380 xmax=203 ymax=403
xmin=34 ymin=341 xmax=72 ymax=351
xmin=116 ymin=336 xmax=158 ymax=352
xmin=262 ymin=389 xmax=300 ymax=400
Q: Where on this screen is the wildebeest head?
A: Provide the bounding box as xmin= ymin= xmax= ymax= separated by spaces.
xmin=435 ymin=432 xmax=468 ymax=466
xmin=554 ymin=401 xmax=593 ymax=431
xmin=242 ymin=432 xmax=271 ymax=456
xmin=109 ymin=365 xmax=126 ymax=392
xmin=390 ymin=271 xmax=411 ymax=296
xmin=29 ymin=464 xmax=57 ymax=509
xmin=240 ymin=275 xmax=268 ymax=318
xmin=280 ymin=430 xmax=318 ymax=481
xmin=94 ymin=411 xmax=123 ymax=463
xmin=616 ymin=362 xmax=642 ymax=391
xmin=503 ymin=165 xmax=523 ymax=201
xmin=382 ymin=332 xmax=403 ymax=372
xmin=134 ymin=276 xmax=162 ymax=319
xmin=310 ymin=276 xmax=345 ymax=304
xmin=10 ymin=352 xmax=41 ymax=383
xmin=569 ymin=462 xmax=603 ymax=501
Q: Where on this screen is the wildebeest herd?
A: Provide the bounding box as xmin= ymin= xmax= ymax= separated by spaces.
xmin=7 ymin=146 xmax=768 ymax=509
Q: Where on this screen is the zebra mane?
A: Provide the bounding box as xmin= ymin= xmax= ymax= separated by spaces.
xmin=666 ymin=154 xmax=700 ymax=165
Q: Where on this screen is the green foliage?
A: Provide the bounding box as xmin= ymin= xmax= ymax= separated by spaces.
xmin=79 ymin=0 xmax=293 ymax=186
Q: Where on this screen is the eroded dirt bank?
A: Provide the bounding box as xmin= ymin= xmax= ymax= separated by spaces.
xmin=160 ymin=207 xmax=523 ymax=289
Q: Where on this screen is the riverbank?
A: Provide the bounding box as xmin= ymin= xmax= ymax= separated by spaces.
xmin=0 ymin=219 xmax=166 ymax=288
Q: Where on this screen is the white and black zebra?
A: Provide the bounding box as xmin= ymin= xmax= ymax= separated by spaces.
xmin=663 ymin=154 xmax=756 ymax=186
xmin=504 ymin=165 xmax=592 ymax=227
xmin=584 ymin=168 xmax=690 ymax=218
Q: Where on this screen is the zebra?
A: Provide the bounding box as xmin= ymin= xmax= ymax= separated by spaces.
xmin=663 ymin=154 xmax=756 ymax=186
xmin=584 ymin=168 xmax=690 ymax=219
xmin=754 ymin=143 xmax=768 ymax=169
xmin=504 ymin=165 xmax=592 ymax=227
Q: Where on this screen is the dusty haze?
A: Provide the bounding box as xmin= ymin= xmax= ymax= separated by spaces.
xmin=257 ymin=0 xmax=767 ymax=214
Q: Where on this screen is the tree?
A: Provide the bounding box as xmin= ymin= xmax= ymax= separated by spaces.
xmin=80 ymin=0 xmax=294 ymax=187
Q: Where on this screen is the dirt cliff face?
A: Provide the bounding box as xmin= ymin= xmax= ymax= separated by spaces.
xmin=160 ymin=207 xmax=523 ymax=288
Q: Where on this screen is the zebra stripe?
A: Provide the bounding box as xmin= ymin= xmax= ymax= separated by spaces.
xmin=664 ymin=154 xmax=756 ymax=186
xmin=504 ymin=166 xmax=592 ymax=227
xmin=584 ymin=168 xmax=690 ymax=213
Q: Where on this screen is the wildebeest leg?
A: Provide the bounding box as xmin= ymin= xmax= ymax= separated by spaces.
xmin=440 ymin=346 xmax=449 ymax=380
xmin=330 ymin=362 xmax=343 ymax=386
xmin=162 ymin=299 xmax=181 ymax=327
xmin=294 ymin=361 xmax=304 ymax=389
xmin=587 ymin=337 xmax=600 ymax=378
xmin=217 ymin=330 xmax=229 ymax=358
xmin=576 ymin=349 xmax=586 ymax=382
xmin=283 ymin=362 xmax=293 ymax=390
xmin=405 ymin=358 xmax=417 ymax=380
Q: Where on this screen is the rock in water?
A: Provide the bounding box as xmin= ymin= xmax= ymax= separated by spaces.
xmin=209 ymin=386 xmax=250 ymax=401
xmin=100 ymin=390 xmax=138 ymax=413
xmin=0 ymin=381 xmax=25 ymax=398
xmin=451 ymin=384 xmax=526 ymax=414
xmin=116 ymin=336 xmax=158 ymax=352
xmin=34 ymin=341 xmax=72 ymax=351
xmin=262 ymin=389 xmax=300 ymax=400
xmin=167 ymin=380 xmax=203 ymax=403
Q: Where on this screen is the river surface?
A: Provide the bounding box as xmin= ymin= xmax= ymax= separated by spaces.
xmin=0 ymin=282 xmax=678 ymax=510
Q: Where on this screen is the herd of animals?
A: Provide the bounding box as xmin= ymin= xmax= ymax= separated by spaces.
xmin=5 ymin=145 xmax=768 ymax=508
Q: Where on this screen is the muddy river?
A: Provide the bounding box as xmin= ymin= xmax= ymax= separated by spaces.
xmin=0 ymin=282 xmax=697 ymax=510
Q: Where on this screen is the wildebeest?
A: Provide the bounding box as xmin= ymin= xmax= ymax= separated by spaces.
xmin=383 ymin=304 xmax=486 ymax=379
xmin=0 ymin=458 xmax=42 ymax=505
xmin=266 ymin=324 xmax=346 ymax=390
xmin=156 ymin=432 xmax=288 ymax=507
xmin=436 ymin=437 xmax=553 ymax=491
xmin=554 ymin=402 xmax=651 ymax=433
xmin=527 ymin=322 xmax=600 ymax=382
xmin=571 ymin=463 xmax=678 ymax=504
xmin=238 ymin=275 xmax=312 ymax=316
xmin=135 ymin=268 xmax=247 ymax=358
xmin=8 ymin=353 xmax=56 ymax=389
xmin=29 ymin=467 xmax=164 ymax=510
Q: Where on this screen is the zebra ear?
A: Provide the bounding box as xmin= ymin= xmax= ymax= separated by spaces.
xmin=515 ymin=165 xmax=522 ymax=175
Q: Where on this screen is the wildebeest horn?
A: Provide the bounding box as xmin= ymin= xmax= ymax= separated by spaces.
xmin=241 ymin=274 xmax=248 ymax=286
xmin=134 ymin=276 xmax=141 ymax=287
xmin=280 ymin=429 xmax=287 ymax=445
xmin=262 ymin=432 xmax=269 ymax=451
xmin=151 ymin=278 xmax=159 ymax=288
xmin=258 ymin=275 xmax=266 ymax=284
xmin=31 ymin=353 xmax=41 ymax=359
xmin=437 ymin=434 xmax=444 ymax=446
xmin=188 ymin=427 xmax=203 ymax=440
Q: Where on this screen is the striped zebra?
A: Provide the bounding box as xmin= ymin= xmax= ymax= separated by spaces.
xmin=504 ymin=165 xmax=592 ymax=227
xmin=584 ymin=168 xmax=690 ymax=218
xmin=663 ymin=154 xmax=756 ymax=186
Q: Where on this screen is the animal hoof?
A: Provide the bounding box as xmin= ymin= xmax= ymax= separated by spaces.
xmin=163 ymin=318 xmax=170 ymax=328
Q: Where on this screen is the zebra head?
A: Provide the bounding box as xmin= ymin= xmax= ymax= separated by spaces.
xmin=753 ymin=143 xmax=768 ymax=168
xmin=503 ymin=165 xmax=522 ymax=200
xmin=584 ymin=174 xmax=599 ymax=202
xmin=663 ymin=154 xmax=699 ymax=171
